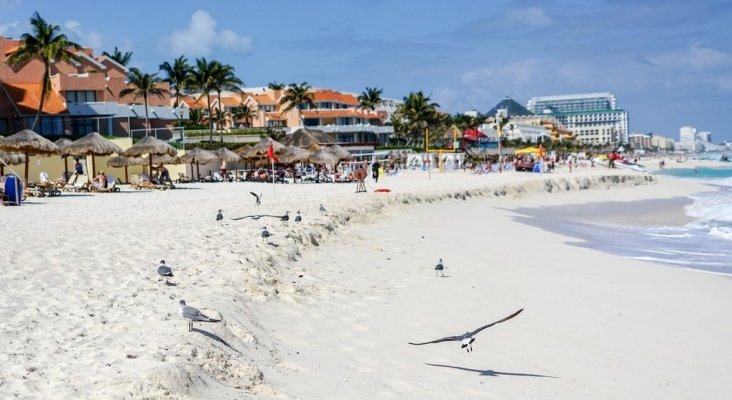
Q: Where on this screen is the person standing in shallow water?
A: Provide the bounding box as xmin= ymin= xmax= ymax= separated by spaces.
xmin=372 ymin=160 xmax=381 ymax=183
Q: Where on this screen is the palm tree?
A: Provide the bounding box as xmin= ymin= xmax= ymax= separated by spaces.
xmin=6 ymin=12 xmax=83 ymax=131
xmin=159 ymin=56 xmax=191 ymax=108
xmin=233 ymin=102 xmax=259 ymax=128
xmin=210 ymin=62 xmax=243 ymax=142
xmin=119 ymin=68 xmax=169 ymax=136
xmin=211 ymin=108 xmax=230 ymax=136
xmin=102 ymin=46 xmax=133 ymax=66
xmin=267 ymin=81 xmax=286 ymax=90
xmin=358 ymin=86 xmax=383 ymax=110
xmin=279 ymin=82 xmax=316 ymax=127
xmin=187 ymin=108 xmax=204 ymax=128
xmin=396 ymin=91 xmax=440 ymax=147
xmin=188 ymin=58 xmax=218 ymax=141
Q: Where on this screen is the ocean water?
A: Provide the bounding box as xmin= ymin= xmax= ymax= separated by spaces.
xmin=511 ymin=166 xmax=732 ymax=275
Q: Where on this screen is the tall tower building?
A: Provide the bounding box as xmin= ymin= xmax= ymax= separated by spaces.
xmin=527 ymin=92 xmax=629 ymax=145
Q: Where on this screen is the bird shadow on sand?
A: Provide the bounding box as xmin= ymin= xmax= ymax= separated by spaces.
xmin=267 ymin=242 xmax=280 ymax=247
xmin=191 ymin=328 xmax=241 ymax=354
xmin=165 ymin=281 xmax=178 ymax=287
xmin=425 ymin=363 xmax=558 ymax=379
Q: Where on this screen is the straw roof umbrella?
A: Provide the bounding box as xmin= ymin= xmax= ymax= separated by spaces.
xmin=282 ymin=128 xmax=334 ymax=147
xmin=327 ymin=144 xmax=352 ymax=161
xmin=308 ymin=148 xmax=339 ymax=165
xmin=243 ymin=137 xmax=287 ymax=157
xmin=54 ymin=138 xmax=73 ymax=180
xmin=122 ymin=135 xmax=178 ymax=180
xmin=180 ymin=147 xmax=218 ymax=180
xmin=63 ymin=132 xmax=124 ymax=182
xmin=278 ymin=145 xmax=310 ymax=164
xmin=0 ymin=150 xmax=25 ymax=176
xmin=0 ymin=129 xmax=59 ymax=187
xmin=106 ymin=155 xmax=144 ymax=183
xmin=213 ymin=147 xmax=243 ymax=180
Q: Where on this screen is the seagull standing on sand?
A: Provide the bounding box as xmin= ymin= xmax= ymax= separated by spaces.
xmin=216 ymin=209 xmax=224 ymax=225
xmin=157 ymin=260 xmax=173 ymax=283
xmin=261 ymin=227 xmax=271 ymax=243
xmin=409 ymin=309 xmax=524 ymax=353
xmin=435 ymin=258 xmax=445 ymax=277
xmin=281 ymin=211 xmax=290 ymax=224
xmin=178 ymin=300 xmax=220 ymax=332
xmin=294 ymin=211 xmax=302 ymax=223
xmin=250 ymin=192 xmax=262 ymax=206
xmin=319 ymin=204 xmax=326 ymax=214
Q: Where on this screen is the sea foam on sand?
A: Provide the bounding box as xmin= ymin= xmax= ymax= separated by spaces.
xmin=1 ymin=164 xmax=731 ymax=399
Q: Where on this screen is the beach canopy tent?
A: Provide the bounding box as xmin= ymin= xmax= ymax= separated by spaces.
xmin=0 ymin=129 xmax=60 ymax=188
xmin=180 ymin=147 xmax=218 ymax=180
xmin=463 ymin=128 xmax=487 ymax=141
xmin=63 ymin=132 xmax=124 ymax=182
xmin=514 ymin=146 xmax=541 ymax=155
xmin=122 ymin=136 xmax=178 ymax=180
xmin=282 ymin=128 xmax=334 ymax=148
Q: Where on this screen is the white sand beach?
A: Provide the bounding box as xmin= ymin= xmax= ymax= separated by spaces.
xmin=2 ymin=161 xmax=731 ymax=399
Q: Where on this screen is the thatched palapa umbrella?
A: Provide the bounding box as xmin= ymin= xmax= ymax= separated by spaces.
xmin=278 ymin=145 xmax=310 ymax=164
xmin=0 ymin=129 xmax=59 ymax=187
xmin=326 ymin=144 xmax=352 ymax=161
xmin=0 ymin=150 xmax=26 ymax=176
xmin=122 ymin=136 xmax=178 ymax=180
xmin=213 ymin=147 xmax=242 ymax=180
xmin=242 ymin=137 xmax=287 ymax=158
xmin=54 ymin=138 xmax=73 ymax=180
xmin=308 ymin=148 xmax=339 ymax=165
xmin=63 ymin=132 xmax=124 ymax=182
xmin=106 ymin=155 xmax=144 ymax=183
xmin=180 ymin=147 xmax=218 ymax=180
xmin=282 ymin=128 xmax=335 ymax=147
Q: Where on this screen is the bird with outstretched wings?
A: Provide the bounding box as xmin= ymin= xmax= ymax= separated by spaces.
xmin=409 ymin=308 xmax=523 ymax=352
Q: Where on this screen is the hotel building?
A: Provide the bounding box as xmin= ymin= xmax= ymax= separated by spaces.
xmin=0 ymin=36 xmax=187 ymax=139
xmin=527 ymin=92 xmax=628 ymax=146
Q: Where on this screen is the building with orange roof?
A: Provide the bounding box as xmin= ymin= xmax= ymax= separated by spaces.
xmin=0 ymin=36 xmax=187 ymax=138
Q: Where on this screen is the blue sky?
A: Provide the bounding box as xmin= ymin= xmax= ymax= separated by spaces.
xmin=2 ymin=0 xmax=732 ymax=142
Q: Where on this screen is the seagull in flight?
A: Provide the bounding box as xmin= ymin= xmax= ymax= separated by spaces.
xmin=178 ymin=300 xmax=220 ymax=332
xmin=157 ymin=260 xmax=173 ymax=283
xmin=294 ymin=211 xmax=302 ymax=223
xmin=435 ymin=258 xmax=445 ymax=277
xmin=409 ymin=309 xmax=523 ymax=352
xmin=216 ymin=209 xmax=224 ymax=225
xmin=250 ymin=192 xmax=262 ymax=206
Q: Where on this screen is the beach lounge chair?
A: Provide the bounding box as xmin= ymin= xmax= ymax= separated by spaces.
xmin=176 ymin=172 xmax=193 ymax=183
xmin=92 ymin=176 xmax=121 ymax=193
xmin=212 ymin=172 xmax=225 ymax=182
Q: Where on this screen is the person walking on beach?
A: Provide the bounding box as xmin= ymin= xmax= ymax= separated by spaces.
xmin=372 ymin=160 xmax=381 ymax=183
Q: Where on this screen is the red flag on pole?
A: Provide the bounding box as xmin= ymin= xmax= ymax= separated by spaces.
xmin=266 ymin=143 xmax=279 ymax=162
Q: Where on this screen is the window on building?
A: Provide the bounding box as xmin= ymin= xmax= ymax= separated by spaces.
xmin=303 ymin=118 xmax=319 ymax=127
xmin=0 ymin=118 xmax=8 ymax=134
xmin=70 ymin=117 xmax=95 ymax=135
xmin=65 ymin=90 xmax=97 ymax=103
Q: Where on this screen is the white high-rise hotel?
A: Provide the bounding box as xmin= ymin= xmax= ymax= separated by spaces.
xmin=527 ymin=93 xmax=629 ymax=145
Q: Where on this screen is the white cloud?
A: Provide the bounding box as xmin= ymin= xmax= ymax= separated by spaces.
xmin=168 ymin=10 xmax=253 ymax=57
xmin=505 ymin=7 xmax=553 ymax=27
xmin=649 ymin=44 xmax=732 ymax=71
xmin=64 ymin=20 xmax=104 ymax=49
xmin=0 ymin=21 xmax=21 ymax=37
